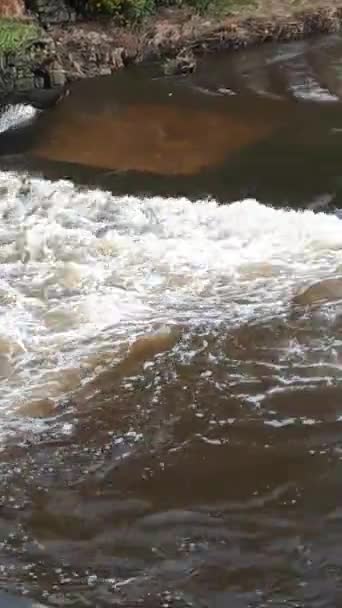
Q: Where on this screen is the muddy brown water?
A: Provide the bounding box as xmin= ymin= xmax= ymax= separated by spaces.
xmin=2 ymin=33 xmax=342 ymax=608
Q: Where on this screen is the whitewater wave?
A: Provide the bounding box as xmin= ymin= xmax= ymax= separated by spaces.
xmin=0 ymin=104 xmax=37 ymax=134
xmin=0 ymin=171 xmax=342 ymax=416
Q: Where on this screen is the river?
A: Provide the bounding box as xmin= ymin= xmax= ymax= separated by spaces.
xmin=1 ymin=32 xmax=342 ymax=608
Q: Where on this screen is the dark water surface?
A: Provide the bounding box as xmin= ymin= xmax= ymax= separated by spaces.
xmin=2 ymin=33 xmax=342 ymax=608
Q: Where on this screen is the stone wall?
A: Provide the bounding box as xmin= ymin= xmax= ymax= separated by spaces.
xmin=0 ymin=0 xmax=71 ymax=100
xmin=0 ymin=40 xmax=66 ymax=95
xmin=0 ymin=20 xmax=66 ymax=101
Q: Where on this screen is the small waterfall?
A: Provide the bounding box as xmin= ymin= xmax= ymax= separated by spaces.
xmin=0 ymin=104 xmax=37 ymax=134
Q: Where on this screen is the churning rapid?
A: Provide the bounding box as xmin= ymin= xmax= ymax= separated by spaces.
xmin=1 ymin=167 xmax=342 ymax=432
xmin=5 ymin=38 xmax=342 ymax=608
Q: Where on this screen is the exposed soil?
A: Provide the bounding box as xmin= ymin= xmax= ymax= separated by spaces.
xmin=0 ymin=0 xmax=25 ymax=19
xmin=49 ymin=2 xmax=342 ymax=80
xmin=2 ymin=1 xmax=342 ymax=97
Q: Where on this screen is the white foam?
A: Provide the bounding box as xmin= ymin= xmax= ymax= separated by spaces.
xmin=284 ymin=58 xmax=339 ymax=102
xmin=0 ymin=171 xmax=342 ymax=413
xmin=290 ymin=77 xmax=339 ymax=102
xmin=0 ymin=104 xmax=37 ymax=134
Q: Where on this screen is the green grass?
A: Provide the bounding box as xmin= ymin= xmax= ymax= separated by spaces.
xmin=0 ymin=19 xmax=41 ymax=53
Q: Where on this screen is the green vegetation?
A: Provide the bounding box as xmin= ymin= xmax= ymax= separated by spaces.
xmin=88 ymin=0 xmax=156 ymax=19
xmin=86 ymin=0 xmax=256 ymax=20
xmin=186 ymin=0 xmax=256 ymax=15
xmin=0 ymin=19 xmax=41 ymax=53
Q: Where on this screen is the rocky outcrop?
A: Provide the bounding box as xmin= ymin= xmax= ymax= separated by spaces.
xmin=0 ymin=1 xmax=78 ymax=100
xmin=25 ymin=0 xmax=76 ymax=25
xmin=0 ymin=0 xmax=26 ymax=19
xmin=293 ymin=278 xmax=342 ymax=307
xmin=0 ymin=28 xmax=66 ymax=99
xmin=51 ymin=24 xmax=130 ymax=80
xmin=0 ymin=21 xmax=66 ymax=102
xmin=163 ymin=49 xmax=196 ymax=76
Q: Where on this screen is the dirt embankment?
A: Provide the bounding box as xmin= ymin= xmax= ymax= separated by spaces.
xmin=2 ymin=0 xmax=342 ymax=100
xmin=50 ymin=2 xmax=342 ymax=80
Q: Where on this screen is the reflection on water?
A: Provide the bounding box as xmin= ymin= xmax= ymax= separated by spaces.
xmin=4 ymin=34 xmax=342 ymax=206
xmin=33 ymin=103 xmax=275 ymax=175
xmin=3 ymin=33 xmax=342 ymax=608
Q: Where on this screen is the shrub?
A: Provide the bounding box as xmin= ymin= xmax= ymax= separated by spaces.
xmin=88 ymin=0 xmax=122 ymax=14
xmin=126 ymin=0 xmax=155 ymax=19
xmin=87 ymin=0 xmax=155 ymax=18
xmin=73 ymin=0 xmax=249 ymax=20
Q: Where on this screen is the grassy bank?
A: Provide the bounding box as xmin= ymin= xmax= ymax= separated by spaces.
xmin=0 ymin=18 xmax=40 ymax=53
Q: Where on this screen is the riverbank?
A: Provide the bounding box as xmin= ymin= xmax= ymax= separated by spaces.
xmin=2 ymin=1 xmax=342 ymax=98
xmin=45 ymin=2 xmax=342 ymax=81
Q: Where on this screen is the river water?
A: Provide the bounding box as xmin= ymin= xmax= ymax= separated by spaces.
xmin=2 ymin=33 xmax=342 ymax=608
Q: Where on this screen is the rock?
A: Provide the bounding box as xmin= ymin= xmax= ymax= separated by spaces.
xmin=34 ymin=72 xmax=45 ymax=88
xmin=25 ymin=0 xmax=76 ymax=25
xmin=163 ymin=48 xmax=197 ymax=76
xmin=16 ymin=75 xmax=35 ymax=90
xmin=111 ymin=47 xmax=125 ymax=70
xmin=7 ymin=83 xmax=69 ymax=108
xmin=99 ymin=66 xmax=112 ymax=76
xmin=293 ymin=277 xmax=342 ymax=307
xmin=0 ymin=25 xmax=65 ymax=99
xmin=49 ymin=64 xmax=66 ymax=87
